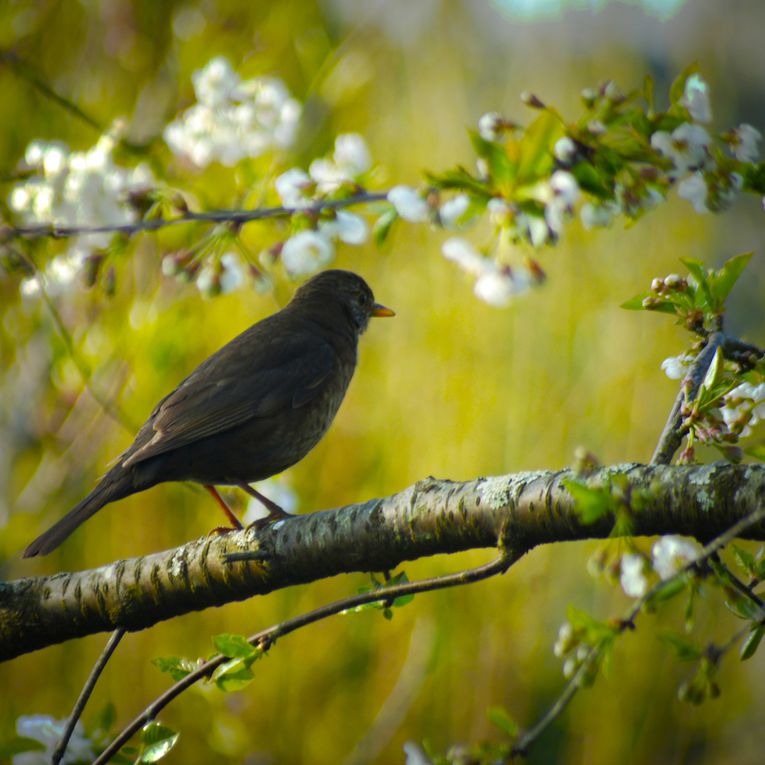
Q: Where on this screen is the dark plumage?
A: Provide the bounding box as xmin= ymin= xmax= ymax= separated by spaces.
xmin=23 ymin=269 xmax=394 ymax=557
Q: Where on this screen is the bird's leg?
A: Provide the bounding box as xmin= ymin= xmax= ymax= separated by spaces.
xmin=204 ymin=484 xmax=243 ymax=530
xmin=237 ymin=483 xmax=295 ymax=522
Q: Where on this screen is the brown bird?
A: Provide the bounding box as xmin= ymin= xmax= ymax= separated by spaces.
xmin=23 ymin=269 xmax=394 ymax=557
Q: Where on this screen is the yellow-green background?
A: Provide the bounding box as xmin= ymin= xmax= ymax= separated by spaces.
xmin=1 ymin=1 xmax=764 ymax=763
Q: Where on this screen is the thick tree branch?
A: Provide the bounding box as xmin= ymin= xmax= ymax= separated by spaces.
xmin=3 ymin=463 xmax=765 ymax=662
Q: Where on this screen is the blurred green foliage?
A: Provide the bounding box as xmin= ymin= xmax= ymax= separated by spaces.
xmin=1 ymin=1 xmax=764 ymax=763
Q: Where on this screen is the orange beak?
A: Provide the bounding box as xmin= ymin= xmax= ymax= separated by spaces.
xmin=371 ymin=303 xmax=395 ymax=318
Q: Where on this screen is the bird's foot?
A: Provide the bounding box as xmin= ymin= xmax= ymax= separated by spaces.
xmin=208 ymin=525 xmax=242 ymax=537
xmin=247 ymin=505 xmax=296 ymax=530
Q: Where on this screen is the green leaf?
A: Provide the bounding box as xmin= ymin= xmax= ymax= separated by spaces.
xmin=620 ymin=293 xmax=677 ymax=314
xmin=563 ymin=479 xmax=614 ymax=524
xmin=212 ymin=633 xmax=257 ymax=659
xmin=373 ymin=208 xmax=397 ymax=247
xmin=731 ymin=544 xmax=756 ymax=576
xmin=701 ymin=346 xmax=724 ymax=392
xmin=651 ymin=577 xmax=688 ymax=604
xmin=426 ymin=167 xmax=493 ymax=198
xmin=566 ymin=605 xmax=616 ymax=643
xmin=740 ymin=626 xmax=765 ymax=661
xmin=139 ymin=722 xmax=179 ymax=763
xmin=669 ymin=62 xmax=701 ymax=105
xmin=469 ymin=130 xmax=517 ymax=189
xmin=151 ymin=656 xmax=197 ymax=682
xmin=709 ymin=251 xmax=753 ymax=306
xmin=680 ymin=257 xmax=713 ymax=310
xmin=213 ymin=657 xmax=256 ymax=692
xmin=487 ymin=707 xmax=519 ymax=738
xmin=659 ymin=631 xmax=702 ymax=661
xmin=516 ymin=112 xmax=563 ymax=185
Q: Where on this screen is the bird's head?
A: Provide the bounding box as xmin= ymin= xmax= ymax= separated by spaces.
xmin=292 ymin=269 xmax=395 ymax=333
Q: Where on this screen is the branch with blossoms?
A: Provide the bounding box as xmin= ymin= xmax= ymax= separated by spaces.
xmin=4 ymin=58 xmax=765 ymax=765
xmin=2 ymin=61 xmax=763 ymax=308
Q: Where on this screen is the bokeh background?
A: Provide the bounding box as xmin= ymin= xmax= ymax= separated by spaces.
xmin=1 ymin=1 xmax=765 ymax=763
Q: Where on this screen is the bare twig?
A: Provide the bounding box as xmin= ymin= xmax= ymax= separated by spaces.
xmin=92 ymin=552 xmax=515 ymax=765
xmin=0 ymin=50 xmax=103 ymax=134
xmin=3 ymin=193 xmax=390 ymax=241
xmin=51 ymin=628 xmax=126 ymax=765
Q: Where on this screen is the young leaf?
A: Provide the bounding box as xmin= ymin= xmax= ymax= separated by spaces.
xmin=709 ymin=251 xmax=753 ymax=306
xmin=516 ymin=112 xmax=563 ymax=185
xmin=151 ymin=656 xmax=196 ymax=682
xmin=740 ymin=626 xmax=765 ymax=661
xmin=212 ymin=633 xmax=258 ymax=660
xmin=213 ymin=657 xmax=256 ymax=692
xmin=487 ymin=707 xmax=519 ymax=738
xmin=563 ymin=479 xmax=614 ymax=524
xmin=373 ymin=209 xmax=397 ymax=247
xmin=139 ymin=722 xmax=179 ymax=763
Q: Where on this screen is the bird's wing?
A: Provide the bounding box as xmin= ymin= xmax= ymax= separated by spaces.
xmin=122 ymin=333 xmax=338 ymax=467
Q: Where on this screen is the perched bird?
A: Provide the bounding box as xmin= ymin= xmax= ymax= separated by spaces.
xmin=23 ymin=269 xmax=394 ymax=557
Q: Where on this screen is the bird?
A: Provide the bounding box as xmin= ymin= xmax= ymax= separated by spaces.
xmin=23 ymin=269 xmax=394 ymax=557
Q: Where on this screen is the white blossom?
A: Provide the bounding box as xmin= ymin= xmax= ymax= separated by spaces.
xmin=333 ymin=133 xmax=372 ymax=177
xmin=439 ymin=193 xmax=470 ymax=228
xmin=309 ymin=133 xmax=372 ymax=193
xmin=652 ymin=536 xmax=700 ymax=579
xmin=281 ymin=230 xmax=334 ymax=275
xmin=550 ymin=170 xmax=580 ymax=206
xmin=651 ymin=123 xmax=711 ymax=176
xmin=319 ymin=210 xmax=368 ymax=245
xmin=620 ymin=553 xmax=648 ymax=598
xmin=580 ymin=200 xmax=619 ymax=229
xmin=164 ymin=56 xmax=301 ymax=167
xmin=677 ymin=172 xmax=708 ymax=213
xmin=661 ymin=353 xmax=694 ymax=380
xmin=516 ymin=212 xmax=549 ymax=247
xmin=553 ymin=621 xmax=574 ymax=657
xmin=554 ymin=136 xmax=577 ymax=164
xmin=720 ymin=382 xmax=765 ymax=437
xmin=13 ymin=715 xmax=93 ymax=765
xmin=474 ymin=266 xmax=531 ymax=307
xmin=731 ymin=124 xmax=761 ymax=162
xmin=219 ymin=252 xmax=245 ymax=293
xmin=487 ymin=197 xmax=513 ymax=226
xmin=275 ymin=168 xmax=313 ymax=208
xmin=11 ymin=133 xmax=152 ymax=298
xmin=388 ymin=185 xmax=430 ymax=222
xmin=680 ymin=73 xmax=712 ymax=124
xmin=441 ymin=237 xmax=486 ymax=276
xmin=478 ymin=112 xmax=504 ymax=142
xmin=403 ymin=742 xmax=434 ymax=765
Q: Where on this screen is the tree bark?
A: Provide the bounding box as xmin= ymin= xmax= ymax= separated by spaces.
xmin=3 ymin=462 xmax=764 ymax=661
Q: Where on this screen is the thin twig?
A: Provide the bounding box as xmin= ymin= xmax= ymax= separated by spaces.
xmin=651 ymin=332 xmax=724 ymax=465
xmin=511 ymin=504 xmax=765 ymax=757
xmin=51 ymin=628 xmax=126 ymax=765
xmin=3 ymin=193 xmax=390 ymax=241
xmin=36 ymin=275 xmax=135 ymax=432
xmin=0 ymin=50 xmax=103 ymax=133
xmin=92 ymin=552 xmax=514 ymax=765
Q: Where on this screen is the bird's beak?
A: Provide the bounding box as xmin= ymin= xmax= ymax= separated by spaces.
xmin=371 ymin=303 xmax=395 ymax=318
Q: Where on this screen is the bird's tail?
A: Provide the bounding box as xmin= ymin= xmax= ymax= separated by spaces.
xmin=23 ymin=465 xmax=135 ymax=558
